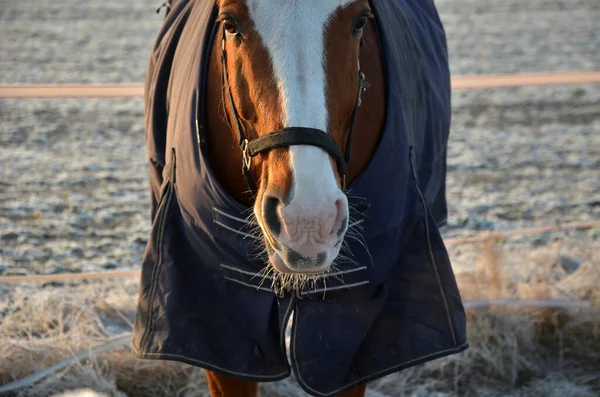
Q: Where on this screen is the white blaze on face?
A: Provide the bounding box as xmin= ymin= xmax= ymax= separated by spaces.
xmin=247 ymin=0 xmax=357 ymax=204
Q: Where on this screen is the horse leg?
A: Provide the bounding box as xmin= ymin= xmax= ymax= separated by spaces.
xmin=206 ymin=369 xmax=366 ymax=397
xmin=205 ymin=370 xmax=259 ymax=397
xmin=339 ymin=384 xmax=367 ymax=397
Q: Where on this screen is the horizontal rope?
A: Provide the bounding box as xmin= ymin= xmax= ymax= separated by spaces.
xmin=463 ymin=299 xmax=590 ymax=310
xmin=1 ymin=71 xmax=599 ymax=98
xmin=0 ymin=333 xmax=133 ymax=394
xmin=0 ymin=84 xmax=144 ymax=98
xmin=0 ymin=270 xmax=140 ymax=284
xmin=451 ymin=71 xmax=600 ymax=89
xmin=0 ymin=298 xmax=592 ymax=393
xmin=444 ymin=221 xmax=600 ymax=246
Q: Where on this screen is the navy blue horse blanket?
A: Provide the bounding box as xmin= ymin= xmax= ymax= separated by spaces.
xmin=132 ymin=1 xmax=468 ymax=396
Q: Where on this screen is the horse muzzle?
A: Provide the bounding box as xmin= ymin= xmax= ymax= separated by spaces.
xmin=259 ymin=188 xmax=349 ymax=274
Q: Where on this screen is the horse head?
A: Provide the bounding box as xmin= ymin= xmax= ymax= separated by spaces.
xmin=212 ymin=0 xmax=375 ymax=275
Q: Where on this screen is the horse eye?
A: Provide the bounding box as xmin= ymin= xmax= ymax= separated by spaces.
xmin=353 ymin=16 xmax=368 ymax=33
xmin=223 ymin=19 xmax=238 ymax=35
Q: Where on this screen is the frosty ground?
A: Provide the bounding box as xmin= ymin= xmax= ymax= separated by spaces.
xmin=1 ymin=0 xmax=599 ymax=396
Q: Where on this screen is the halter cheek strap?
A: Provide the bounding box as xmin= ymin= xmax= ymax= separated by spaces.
xmin=220 ymin=36 xmax=258 ymax=191
xmin=220 ymin=27 xmax=367 ymax=193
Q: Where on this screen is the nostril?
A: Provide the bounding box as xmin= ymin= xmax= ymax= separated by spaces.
xmin=263 ymin=196 xmax=282 ymax=236
xmin=333 ymin=198 xmax=348 ymax=238
xmin=316 ymin=252 xmax=327 ymax=267
xmin=336 ymin=216 xmax=348 ymax=238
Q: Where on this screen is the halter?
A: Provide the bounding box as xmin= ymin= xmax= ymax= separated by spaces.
xmin=220 ymin=26 xmax=368 ymax=192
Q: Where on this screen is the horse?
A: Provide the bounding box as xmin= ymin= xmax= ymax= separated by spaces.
xmin=133 ymin=1 xmax=468 ymax=396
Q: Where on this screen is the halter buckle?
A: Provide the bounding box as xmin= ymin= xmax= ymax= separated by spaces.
xmin=242 ymin=139 xmax=251 ymax=170
xmin=357 ymin=71 xmax=367 ymax=108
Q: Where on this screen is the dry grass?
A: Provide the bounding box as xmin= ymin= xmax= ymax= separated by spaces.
xmin=1 ymin=240 xmax=599 ymax=396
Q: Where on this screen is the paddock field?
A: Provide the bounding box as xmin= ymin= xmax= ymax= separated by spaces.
xmin=1 ymin=0 xmax=599 ymax=396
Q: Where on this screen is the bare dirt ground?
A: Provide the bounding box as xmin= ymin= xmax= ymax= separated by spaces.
xmin=1 ymin=0 xmax=599 ymax=396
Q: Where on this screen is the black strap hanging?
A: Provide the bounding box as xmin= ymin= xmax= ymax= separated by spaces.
xmin=344 ymin=71 xmax=367 ymax=169
xmin=220 ymin=33 xmax=257 ymax=191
